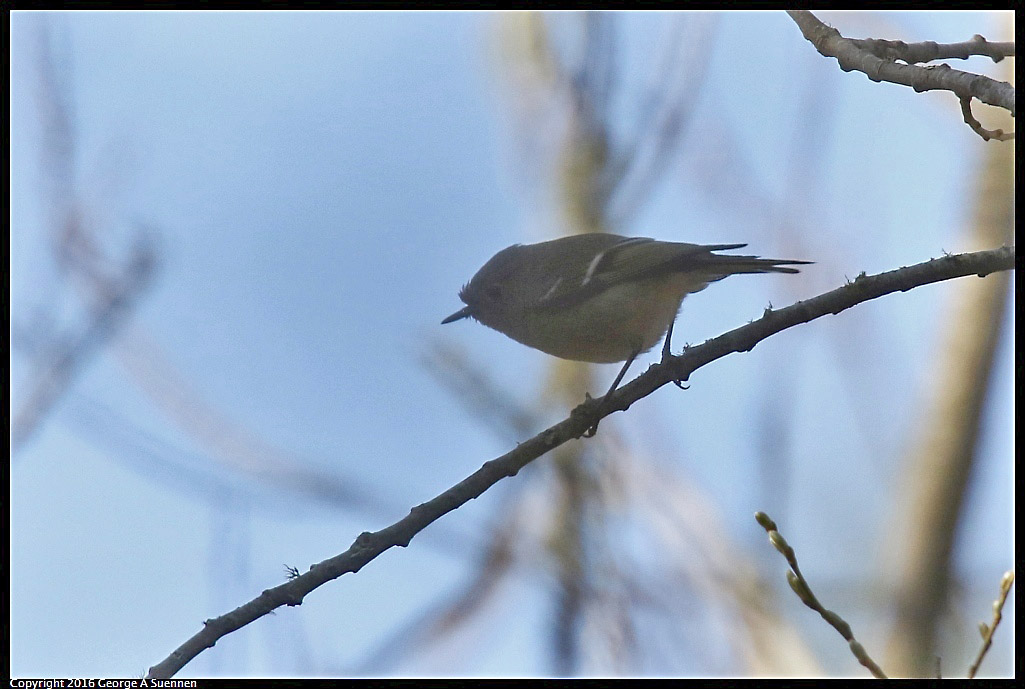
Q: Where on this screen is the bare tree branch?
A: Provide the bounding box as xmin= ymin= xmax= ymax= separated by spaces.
xmin=787 ymin=11 xmax=1015 ymax=116
xmin=848 ymin=34 xmax=1014 ymax=65
xmin=967 ymin=570 xmax=1014 ymax=679
xmin=755 ymin=512 xmax=887 ymax=679
xmin=960 ymin=95 xmax=1015 ymax=141
xmin=146 ymin=245 xmax=1015 ymax=679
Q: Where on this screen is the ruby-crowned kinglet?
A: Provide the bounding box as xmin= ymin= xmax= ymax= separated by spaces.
xmin=443 ymin=233 xmax=810 ymax=423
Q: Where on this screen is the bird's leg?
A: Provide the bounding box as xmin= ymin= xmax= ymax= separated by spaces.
xmin=583 ymin=349 xmax=639 ymax=437
xmin=661 ymin=320 xmax=690 ymax=390
xmin=661 ymin=320 xmax=675 ymax=362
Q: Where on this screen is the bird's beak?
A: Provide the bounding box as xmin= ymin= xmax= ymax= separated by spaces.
xmin=441 ymin=305 xmax=473 ymax=324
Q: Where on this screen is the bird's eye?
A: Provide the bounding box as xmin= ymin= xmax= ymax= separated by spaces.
xmin=485 ymin=285 xmax=503 ymax=302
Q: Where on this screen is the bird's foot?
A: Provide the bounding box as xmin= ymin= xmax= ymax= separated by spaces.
xmin=660 ymin=341 xmax=691 ymax=390
xmin=575 ymin=392 xmax=605 ymax=437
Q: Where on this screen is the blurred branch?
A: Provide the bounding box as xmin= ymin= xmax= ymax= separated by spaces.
xmin=625 ymin=456 xmax=823 ymax=675
xmin=19 ymin=17 xmax=377 ymax=518
xmin=348 ymin=343 xmax=539 ymax=673
xmin=549 ymin=447 xmax=589 ymax=675
xmin=577 ymin=12 xmax=616 ymax=125
xmin=601 ymin=21 xmax=684 ymax=203
xmin=787 ymin=11 xmax=1015 ymax=117
xmin=422 ymin=338 xmax=541 ymax=441
xmin=966 ymin=571 xmax=1014 ymax=679
xmin=346 ymin=500 xmax=521 ymax=674
xmin=520 ymin=13 xmax=615 ymax=673
xmin=754 ymin=512 xmax=886 ymax=679
xmin=12 ymin=19 xmax=158 ymax=451
xmin=32 ymin=19 xmax=76 ymax=197
xmin=109 ymin=321 xmax=400 ymax=512
xmin=147 ymin=245 xmax=1015 ymax=679
xmin=11 ymin=231 xmax=157 ymax=451
xmin=605 ymin=15 xmax=717 ymax=225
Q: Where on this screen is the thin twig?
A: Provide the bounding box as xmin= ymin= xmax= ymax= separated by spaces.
xmin=960 ymin=95 xmax=1015 ymax=142
xmin=147 ymin=245 xmax=1015 ymax=679
xmin=849 ymin=34 xmax=1014 ymax=64
xmin=754 ymin=512 xmax=887 ymax=679
xmin=966 ymin=570 xmax=1014 ymax=678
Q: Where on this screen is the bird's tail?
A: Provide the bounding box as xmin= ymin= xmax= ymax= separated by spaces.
xmin=701 ymin=246 xmax=812 ymax=275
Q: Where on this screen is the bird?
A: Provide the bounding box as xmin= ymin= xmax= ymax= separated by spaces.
xmin=443 ymin=233 xmax=810 ymax=432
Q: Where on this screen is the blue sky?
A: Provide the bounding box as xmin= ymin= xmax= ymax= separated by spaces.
xmin=10 ymin=10 xmax=1014 ymax=678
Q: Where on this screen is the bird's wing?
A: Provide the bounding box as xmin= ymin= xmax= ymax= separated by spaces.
xmin=535 ymin=237 xmax=744 ymax=310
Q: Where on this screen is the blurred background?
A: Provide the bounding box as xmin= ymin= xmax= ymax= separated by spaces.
xmin=9 ymin=10 xmax=1014 ymax=678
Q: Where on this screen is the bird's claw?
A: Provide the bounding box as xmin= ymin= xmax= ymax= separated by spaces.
xmin=572 ymin=395 xmax=602 ymax=437
xmin=575 ymin=394 xmax=606 ymax=437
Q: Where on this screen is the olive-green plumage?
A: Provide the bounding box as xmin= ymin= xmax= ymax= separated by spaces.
xmin=444 ymin=233 xmax=809 ymax=364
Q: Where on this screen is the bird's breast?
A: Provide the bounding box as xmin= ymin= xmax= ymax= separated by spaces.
xmin=491 ymin=274 xmax=706 ymax=363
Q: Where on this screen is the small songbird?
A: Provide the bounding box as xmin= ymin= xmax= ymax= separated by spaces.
xmin=443 ymin=233 xmax=810 ymax=428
